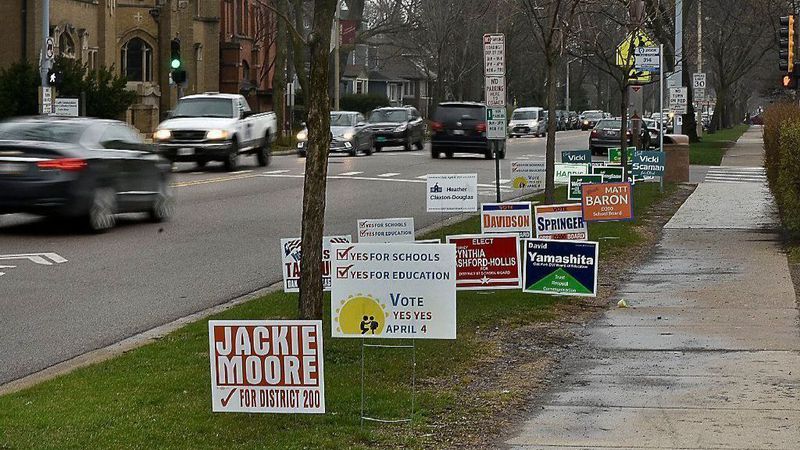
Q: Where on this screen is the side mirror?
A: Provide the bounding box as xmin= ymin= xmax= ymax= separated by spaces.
xmin=356 ymin=121 xmax=366 ymax=127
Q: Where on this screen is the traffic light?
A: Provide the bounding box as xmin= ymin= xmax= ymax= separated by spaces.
xmin=779 ymin=15 xmax=795 ymax=72
xmin=170 ymin=38 xmax=186 ymax=85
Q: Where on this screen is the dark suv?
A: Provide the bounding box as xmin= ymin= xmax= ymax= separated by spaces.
xmin=367 ymin=106 xmax=425 ymax=151
xmin=430 ymin=102 xmax=504 ymax=159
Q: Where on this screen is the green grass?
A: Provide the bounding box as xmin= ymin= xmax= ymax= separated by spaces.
xmin=689 ymin=124 xmax=749 ymax=165
xmin=0 ymin=183 xmax=672 ymax=450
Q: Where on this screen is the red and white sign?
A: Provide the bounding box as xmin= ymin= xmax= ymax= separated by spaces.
xmin=483 ymin=33 xmax=505 ymax=76
xmin=208 ymin=320 xmax=325 ymax=414
xmin=534 ymin=203 xmax=588 ymax=240
xmin=481 ymin=202 xmax=533 ymax=238
xmin=446 ymin=234 xmax=521 ymax=290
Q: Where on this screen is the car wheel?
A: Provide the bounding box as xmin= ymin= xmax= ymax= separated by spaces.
xmin=431 ymin=148 xmax=440 ymax=159
xmin=374 ymin=145 xmax=382 ymax=152
xmin=148 ymin=181 xmax=175 ymax=223
xmin=348 ymin=145 xmax=358 ymax=157
xmin=195 ymin=159 xmax=207 ymax=169
xmin=364 ymin=137 xmax=374 ymax=156
xmin=256 ymin=136 xmax=271 ymax=167
xmin=224 ymin=139 xmax=239 ymax=171
xmin=484 ymin=148 xmax=493 ymax=160
xmin=86 ymin=187 xmax=116 ymax=233
xmin=404 ymin=137 xmax=412 ymax=152
xmin=445 ymin=151 xmax=454 ymax=159
xmin=415 ymin=139 xmax=424 ymax=150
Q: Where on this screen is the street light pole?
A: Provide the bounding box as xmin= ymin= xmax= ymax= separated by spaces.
xmin=334 ymin=1 xmax=340 ymax=111
xmin=674 ymin=0 xmax=683 ymax=134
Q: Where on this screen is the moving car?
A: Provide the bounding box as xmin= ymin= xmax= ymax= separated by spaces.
xmin=589 ymin=118 xmax=651 ymax=155
xmin=508 ymin=107 xmax=546 ymax=137
xmin=153 ymin=92 xmax=276 ymax=171
xmin=0 ymin=117 xmax=173 ymax=232
xmin=296 ymin=111 xmax=373 ymax=157
xmin=581 ymin=110 xmax=605 ymax=130
xmin=650 ymin=111 xmax=674 ymax=133
xmin=430 ymin=102 xmax=503 ymax=159
xmin=367 ymin=106 xmax=425 ymax=151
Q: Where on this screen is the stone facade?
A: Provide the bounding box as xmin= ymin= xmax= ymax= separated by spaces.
xmin=0 ymin=0 xmax=221 ymax=133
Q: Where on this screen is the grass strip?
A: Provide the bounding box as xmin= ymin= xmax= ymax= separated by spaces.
xmin=0 ymin=183 xmax=672 ymax=450
xmin=689 ymin=124 xmax=749 ymax=165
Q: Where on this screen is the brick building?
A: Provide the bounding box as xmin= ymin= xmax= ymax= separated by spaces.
xmin=0 ymin=0 xmax=221 ymax=133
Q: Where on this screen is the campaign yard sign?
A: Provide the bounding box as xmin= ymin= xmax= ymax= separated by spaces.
xmin=568 ymin=174 xmax=604 ymax=202
xmin=447 ymin=234 xmax=521 ymax=290
xmin=554 ymin=163 xmax=590 ymax=184
xmin=510 ymin=161 xmax=545 ymax=189
xmin=522 ymin=239 xmax=599 ymax=297
xmin=582 ymin=182 xmax=634 ymax=222
xmin=330 ymin=243 xmax=456 ymax=339
xmin=534 ymin=203 xmax=588 ymax=240
xmin=592 ymin=165 xmax=625 ymax=183
xmin=481 ymin=202 xmax=533 ymax=238
xmin=426 ymin=174 xmax=478 ymax=212
xmin=280 ymin=235 xmax=352 ymax=293
xmin=608 ymin=147 xmax=636 ymax=164
xmin=357 ymin=218 xmax=415 ymax=243
xmin=208 ymin=320 xmax=325 ymax=413
xmin=632 ymin=150 xmax=665 ymax=178
xmin=561 ymin=149 xmax=591 ymax=164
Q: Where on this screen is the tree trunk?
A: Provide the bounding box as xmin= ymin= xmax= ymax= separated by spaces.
xmin=545 ymin=61 xmax=558 ymax=204
xmin=298 ymin=0 xmax=337 ymax=320
xmin=619 ymin=82 xmax=629 ymax=170
xmin=273 ymin=0 xmax=288 ymax=142
xmin=681 ymin=68 xmax=698 ymax=142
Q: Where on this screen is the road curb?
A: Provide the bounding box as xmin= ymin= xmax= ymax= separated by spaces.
xmin=0 ymin=186 xmax=543 ymax=395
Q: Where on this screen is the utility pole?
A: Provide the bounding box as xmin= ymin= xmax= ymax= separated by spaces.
xmin=39 ymin=0 xmax=51 ymax=114
xmin=333 ymin=1 xmax=340 ymax=111
xmin=674 ymin=0 xmax=683 ymax=134
xmin=696 ymin=0 xmax=703 ymax=137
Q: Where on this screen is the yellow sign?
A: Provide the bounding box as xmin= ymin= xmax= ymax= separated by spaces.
xmin=616 ymin=30 xmax=656 ymax=83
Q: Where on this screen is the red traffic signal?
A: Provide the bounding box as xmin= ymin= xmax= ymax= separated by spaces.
xmin=782 ymin=74 xmax=797 ymax=89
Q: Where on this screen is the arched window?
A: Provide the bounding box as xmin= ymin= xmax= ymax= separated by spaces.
xmin=242 ymin=60 xmax=250 ymax=81
xmin=120 ymin=37 xmax=153 ymax=82
xmin=59 ymin=33 xmax=75 ymax=58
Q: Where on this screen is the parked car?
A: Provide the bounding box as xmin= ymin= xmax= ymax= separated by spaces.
xmin=366 ymin=106 xmax=425 ymax=151
xmin=581 ymin=110 xmax=605 ymax=130
xmin=296 ymin=111 xmax=373 ymax=157
xmin=508 ymin=107 xmax=546 ymax=137
xmin=589 ymin=118 xmax=651 ymax=155
xmin=430 ymin=102 xmax=503 ymax=159
xmin=153 ymin=92 xmax=276 ymax=171
xmin=0 ymin=117 xmax=173 ymax=232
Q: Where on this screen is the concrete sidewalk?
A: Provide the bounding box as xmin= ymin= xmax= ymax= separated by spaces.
xmin=506 ymin=126 xmax=800 ymax=449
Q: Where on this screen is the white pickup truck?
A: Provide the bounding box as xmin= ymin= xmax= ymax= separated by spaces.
xmin=153 ymin=92 xmax=276 ymax=171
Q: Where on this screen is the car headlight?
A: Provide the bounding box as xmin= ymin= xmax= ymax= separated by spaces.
xmin=296 ymin=130 xmax=308 ymax=141
xmin=206 ymin=129 xmax=229 ymax=140
xmin=153 ymin=129 xmax=171 ymax=141
xmin=342 ymin=131 xmax=354 ymax=140
xmin=394 ymin=123 xmax=407 ymax=132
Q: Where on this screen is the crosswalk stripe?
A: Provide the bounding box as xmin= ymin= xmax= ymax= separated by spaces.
xmin=262 ymin=169 xmax=291 ymax=174
xmin=377 ymin=172 xmax=400 ymax=177
xmin=704 ymin=166 xmax=767 ymax=184
xmin=338 ymin=171 xmax=364 ymax=176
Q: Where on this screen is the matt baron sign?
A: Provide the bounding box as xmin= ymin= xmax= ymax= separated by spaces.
xmin=357 ymin=217 xmax=415 ymax=243
xmin=523 ymin=239 xmax=599 ymax=297
xmin=280 ymin=235 xmax=352 ymax=292
xmin=481 ymin=202 xmax=533 ymax=238
xmin=208 ymin=320 xmax=325 ymax=413
xmin=447 ymin=234 xmax=522 ymax=290
xmin=330 ymin=243 xmax=457 ymax=339
xmin=427 ymin=174 xmax=478 ymax=212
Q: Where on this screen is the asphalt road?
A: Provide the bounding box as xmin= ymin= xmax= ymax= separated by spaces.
xmin=0 ymin=129 xmax=595 ymax=385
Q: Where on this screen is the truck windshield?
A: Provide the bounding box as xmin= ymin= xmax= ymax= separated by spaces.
xmin=512 ymin=111 xmax=540 ymax=120
xmin=172 ymin=98 xmax=234 ymax=118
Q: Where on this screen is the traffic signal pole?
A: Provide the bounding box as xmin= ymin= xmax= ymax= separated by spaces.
xmin=40 ymin=0 xmax=50 ymax=88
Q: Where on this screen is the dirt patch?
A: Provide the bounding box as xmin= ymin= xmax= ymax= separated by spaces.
xmin=418 ymin=183 xmax=697 ymax=449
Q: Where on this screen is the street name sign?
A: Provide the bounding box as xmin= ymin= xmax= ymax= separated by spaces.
xmin=510 ymin=161 xmax=545 ymax=190
xmin=481 ymin=202 xmax=533 ymax=238
xmin=280 ymin=235 xmax=352 ymax=293
xmin=581 ymin=182 xmax=634 ymax=222
xmin=568 ymin=174 xmax=604 ymax=202
xmin=534 ymin=203 xmax=588 ymax=241
xmin=330 ymin=243 xmax=457 ymax=339
xmin=208 ymin=320 xmax=325 ymax=413
xmin=447 ymin=234 xmax=522 ymax=290
xmin=483 ymin=33 xmax=505 ymax=76
xmin=357 ymin=218 xmax=415 ymax=243
xmin=522 ymin=239 xmax=599 ymax=297
xmin=426 ymin=174 xmax=478 ymax=212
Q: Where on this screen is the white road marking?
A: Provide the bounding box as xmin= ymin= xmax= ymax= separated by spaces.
xmin=230 ymin=170 xmax=253 ymax=175
xmin=377 ymin=172 xmax=401 ymax=178
xmin=0 ymin=253 xmax=68 ymax=266
xmin=262 ymin=169 xmax=291 ymax=174
xmin=0 ymin=265 xmax=15 ymax=277
xmin=338 ymin=171 xmax=364 ymax=176
xmin=416 ymin=175 xmax=428 ymax=180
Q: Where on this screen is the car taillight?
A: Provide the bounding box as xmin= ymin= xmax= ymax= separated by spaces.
xmin=475 ymin=122 xmax=487 ymax=132
xmin=431 ymin=121 xmax=444 ymax=132
xmin=590 ymin=130 xmax=598 ymax=138
xmin=37 ymin=158 xmax=87 ymax=171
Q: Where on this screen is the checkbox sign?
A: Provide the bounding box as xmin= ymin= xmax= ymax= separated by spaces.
xmin=336 ymin=246 xmax=354 ymax=260
xmin=337 ymin=265 xmax=352 ymax=279
xmin=220 ymin=388 xmax=237 ymax=407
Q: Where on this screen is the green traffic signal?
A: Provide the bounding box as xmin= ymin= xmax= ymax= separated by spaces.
xmin=171 ymin=59 xmax=181 ymax=70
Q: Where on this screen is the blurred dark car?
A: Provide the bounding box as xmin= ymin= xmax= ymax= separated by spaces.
xmin=589 ymin=118 xmax=651 ymax=155
xmin=568 ymin=111 xmax=579 ymax=129
xmin=581 ymin=110 xmax=605 ymax=130
xmin=367 ymin=106 xmax=425 ymax=151
xmin=430 ymin=102 xmax=503 ymax=159
xmin=0 ymin=117 xmax=173 ymax=232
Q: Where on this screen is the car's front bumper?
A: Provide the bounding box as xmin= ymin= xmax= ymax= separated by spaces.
xmin=296 ymin=139 xmax=356 ymax=155
xmin=156 ymin=141 xmax=235 ymax=161
xmin=372 ymin=130 xmax=408 ymax=146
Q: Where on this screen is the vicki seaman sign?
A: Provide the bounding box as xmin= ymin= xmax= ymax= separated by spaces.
xmin=447 ymin=234 xmax=522 ymax=290
xmin=522 ymin=239 xmax=599 ymax=297
xmin=280 ymin=235 xmax=352 ymax=292
xmin=481 ymin=202 xmax=532 ymax=238
xmin=330 ymin=243 xmax=456 ymax=339
xmin=208 ymin=320 xmax=325 ymax=413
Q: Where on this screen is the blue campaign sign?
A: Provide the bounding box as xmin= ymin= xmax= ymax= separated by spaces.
xmin=522 ymin=239 xmax=598 ymax=297
xmin=561 ymin=149 xmax=591 ymax=164
xmin=632 ymin=150 xmax=665 ymax=178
